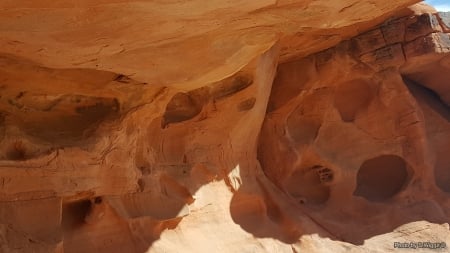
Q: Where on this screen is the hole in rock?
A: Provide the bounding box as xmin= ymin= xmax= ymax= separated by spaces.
xmin=267 ymin=58 xmax=315 ymax=112
xmin=211 ymin=73 xmax=253 ymax=100
xmin=94 ymin=197 xmax=103 ymax=204
xmin=334 ymin=79 xmax=373 ymax=122
xmin=6 ymin=141 xmax=27 ymax=160
xmin=113 ymin=74 xmax=131 ymax=83
xmin=138 ymin=166 xmax=151 ymax=175
xmin=62 ymin=199 xmax=92 ymax=230
xmin=138 ymin=179 xmax=146 ymax=192
xmin=316 ymin=167 xmax=334 ymax=183
xmin=18 ymin=95 xmax=120 ymax=145
xmin=286 ymin=114 xmax=321 ymax=146
xmin=230 ymin=193 xmax=267 ymax=230
xmin=354 ymin=155 xmax=409 ymax=201
xmin=284 ymin=165 xmax=332 ymax=205
xmin=163 ymin=92 xmax=199 ymax=124
xmin=162 ymin=91 xmax=204 ymax=128
xmin=402 ymin=77 xmax=450 ymax=121
xmin=237 ymin=97 xmax=256 ymax=111
xmin=405 ymin=79 xmax=450 ymax=193
xmin=403 ymin=78 xmax=450 ymax=193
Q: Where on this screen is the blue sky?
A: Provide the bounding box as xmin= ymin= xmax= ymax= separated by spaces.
xmin=425 ymin=0 xmax=450 ymax=11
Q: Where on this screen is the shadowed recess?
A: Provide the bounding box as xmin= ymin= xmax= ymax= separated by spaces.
xmin=62 ymin=199 xmax=92 ymax=230
xmin=354 ymin=155 xmax=409 ymax=201
xmin=162 ymin=87 xmax=209 ymax=128
xmin=211 ymin=73 xmax=253 ymax=100
xmin=404 ymin=77 xmax=450 ymax=193
xmin=334 ymin=79 xmax=373 ymax=122
xmin=3 ymin=94 xmax=120 ymax=145
xmin=284 ymin=165 xmax=333 ymax=205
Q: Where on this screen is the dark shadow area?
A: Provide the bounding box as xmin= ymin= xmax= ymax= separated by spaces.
xmin=354 ymin=155 xmax=409 ymax=201
xmin=403 ymin=77 xmax=450 ymax=122
xmin=3 ymin=19 xmax=450 ymax=251
xmin=56 ymin=69 xmax=256 ymax=252
xmin=18 ymin=95 xmax=120 ymax=145
xmin=230 ymin=177 xmax=304 ymax=244
xmin=266 ymin=57 xmax=316 ymax=112
xmin=255 ymin=126 xmax=448 ymax=245
xmin=62 ymin=199 xmax=92 ymax=231
xmin=284 ymin=166 xmax=332 ymax=205
xmin=236 ymin=53 xmax=450 ymax=246
xmin=0 ymin=54 xmax=142 ymax=165
xmin=162 ymin=87 xmax=209 ymax=128
xmin=404 ymin=77 xmax=450 ymax=193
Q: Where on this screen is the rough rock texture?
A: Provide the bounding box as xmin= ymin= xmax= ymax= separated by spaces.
xmin=260 ymin=9 xmax=450 ymax=249
xmin=0 ymin=1 xmax=449 ymax=253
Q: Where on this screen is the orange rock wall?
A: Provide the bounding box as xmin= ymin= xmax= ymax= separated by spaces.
xmin=1 ymin=1 xmax=450 ymax=253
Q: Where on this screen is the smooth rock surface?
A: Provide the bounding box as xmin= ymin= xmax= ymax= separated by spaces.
xmin=0 ymin=1 xmax=449 ymax=253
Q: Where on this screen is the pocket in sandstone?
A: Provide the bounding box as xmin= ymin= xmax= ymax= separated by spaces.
xmin=267 ymin=58 xmax=316 ymax=112
xmin=285 ymin=91 xmax=328 ymax=146
xmin=334 ymin=79 xmax=374 ymax=122
xmin=230 ymin=193 xmax=267 ymax=226
xmin=284 ymin=165 xmax=334 ymax=205
xmin=62 ymin=197 xmax=111 ymax=229
xmin=5 ymin=140 xmax=27 ymax=160
xmin=353 ymin=155 xmax=411 ymax=202
xmin=6 ymin=94 xmax=120 ymax=145
xmin=237 ymin=97 xmax=256 ymax=111
xmin=84 ymin=197 xmax=107 ymax=225
xmin=315 ymin=166 xmax=334 ymax=184
xmin=230 ymin=186 xmax=301 ymax=243
xmin=210 ymin=73 xmax=253 ymax=100
xmin=404 ymin=78 xmax=450 ymax=193
xmin=62 ymin=199 xmax=92 ymax=230
xmin=113 ymin=74 xmax=132 ymax=84
xmin=286 ymin=114 xmax=322 ymax=146
xmin=0 ymin=139 xmax=53 ymax=161
xmin=162 ymin=92 xmax=203 ymax=128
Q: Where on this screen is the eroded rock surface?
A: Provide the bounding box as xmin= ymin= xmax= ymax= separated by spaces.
xmin=259 ymin=9 xmax=450 ymax=247
xmin=0 ymin=1 xmax=449 ymax=253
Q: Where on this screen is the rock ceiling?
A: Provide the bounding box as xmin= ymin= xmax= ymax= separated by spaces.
xmin=1 ymin=1 xmax=450 ymax=253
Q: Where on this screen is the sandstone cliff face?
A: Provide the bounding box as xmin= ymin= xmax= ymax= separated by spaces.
xmin=0 ymin=1 xmax=449 ymax=253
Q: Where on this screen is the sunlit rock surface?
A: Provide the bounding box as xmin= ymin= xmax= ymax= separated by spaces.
xmin=0 ymin=1 xmax=449 ymax=253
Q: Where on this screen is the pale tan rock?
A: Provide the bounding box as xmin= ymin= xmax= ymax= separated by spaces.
xmin=0 ymin=1 xmax=450 ymax=253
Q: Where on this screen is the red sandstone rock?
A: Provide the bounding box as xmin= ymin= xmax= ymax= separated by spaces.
xmin=0 ymin=1 xmax=449 ymax=253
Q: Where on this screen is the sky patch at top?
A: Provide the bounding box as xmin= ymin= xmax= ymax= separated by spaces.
xmin=425 ymin=0 xmax=450 ymax=11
